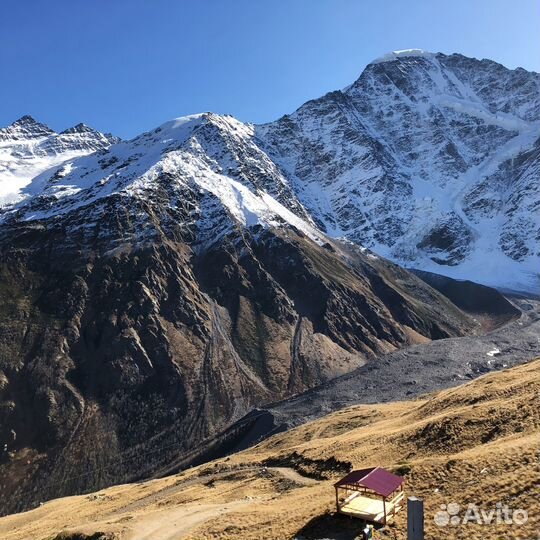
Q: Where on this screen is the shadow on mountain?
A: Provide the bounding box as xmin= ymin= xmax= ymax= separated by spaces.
xmin=411 ymin=269 xmax=520 ymax=329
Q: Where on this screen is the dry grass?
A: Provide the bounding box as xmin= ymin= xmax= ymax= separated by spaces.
xmin=0 ymin=360 xmax=538 ymax=540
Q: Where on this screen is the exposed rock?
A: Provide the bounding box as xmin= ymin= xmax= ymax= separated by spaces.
xmin=0 ymin=208 xmax=475 ymax=514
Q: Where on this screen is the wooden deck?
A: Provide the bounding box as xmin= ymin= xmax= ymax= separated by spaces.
xmin=338 ymin=492 xmax=404 ymax=524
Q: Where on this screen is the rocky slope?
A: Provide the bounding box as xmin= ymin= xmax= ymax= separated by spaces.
xmin=0 ymin=110 xmax=480 ymax=514
xmin=166 ymin=293 xmax=536 ymax=466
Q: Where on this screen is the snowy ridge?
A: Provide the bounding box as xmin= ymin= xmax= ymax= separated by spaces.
xmin=1 ymin=112 xmax=323 ymax=247
xmin=0 ymin=116 xmax=119 ymax=206
xmin=0 ymin=52 xmax=538 ymax=293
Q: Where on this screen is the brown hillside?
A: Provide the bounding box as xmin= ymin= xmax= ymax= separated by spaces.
xmin=0 ymin=359 xmax=538 ymax=540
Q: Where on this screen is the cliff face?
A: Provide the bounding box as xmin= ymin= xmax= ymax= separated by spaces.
xmin=0 ymin=206 xmax=474 ymax=514
xmin=258 ymin=51 xmax=540 ymax=292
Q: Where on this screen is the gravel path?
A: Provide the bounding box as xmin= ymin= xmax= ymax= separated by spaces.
xmin=112 ymin=465 xmax=315 ymax=516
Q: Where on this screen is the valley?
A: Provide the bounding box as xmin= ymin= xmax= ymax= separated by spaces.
xmin=0 ymin=358 xmax=537 ymax=540
xmin=0 ymin=47 xmax=538 ymax=539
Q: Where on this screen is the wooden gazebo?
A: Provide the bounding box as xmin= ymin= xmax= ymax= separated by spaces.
xmin=334 ymin=467 xmax=405 ymax=524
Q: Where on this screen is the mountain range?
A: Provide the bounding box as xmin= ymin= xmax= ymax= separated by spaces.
xmin=1 ymin=49 xmax=538 ymax=292
xmin=0 ymin=49 xmax=538 ymax=514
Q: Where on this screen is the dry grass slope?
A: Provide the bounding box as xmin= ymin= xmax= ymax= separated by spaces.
xmin=0 ymin=359 xmax=538 ymax=540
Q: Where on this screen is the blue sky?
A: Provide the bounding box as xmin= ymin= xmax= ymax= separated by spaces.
xmin=2 ymin=0 xmax=539 ymax=138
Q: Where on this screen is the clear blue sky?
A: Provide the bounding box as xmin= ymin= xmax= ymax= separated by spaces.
xmin=2 ymin=0 xmax=539 ymax=139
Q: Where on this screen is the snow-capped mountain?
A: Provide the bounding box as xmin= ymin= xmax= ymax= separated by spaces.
xmin=1 ymin=50 xmax=537 ymax=513
xmin=0 ymin=112 xmax=477 ymax=516
xmin=0 ymin=50 xmax=538 ymax=292
xmin=0 ymin=115 xmax=119 ymax=206
xmin=0 ymin=112 xmax=325 ymax=252
xmin=258 ymin=50 xmax=540 ymax=293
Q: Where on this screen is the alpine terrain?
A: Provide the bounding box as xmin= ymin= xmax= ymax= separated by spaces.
xmin=258 ymin=50 xmax=540 ymax=293
xmin=0 ymin=50 xmax=538 ymax=519
xmin=0 ymin=360 xmax=538 ymax=540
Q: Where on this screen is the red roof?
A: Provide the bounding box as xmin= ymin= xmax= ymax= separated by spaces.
xmin=334 ymin=467 xmax=404 ymax=498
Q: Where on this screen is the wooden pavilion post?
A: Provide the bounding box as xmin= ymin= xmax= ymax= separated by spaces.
xmin=383 ymin=496 xmax=387 ymax=524
xmin=335 ymin=486 xmax=339 ymax=512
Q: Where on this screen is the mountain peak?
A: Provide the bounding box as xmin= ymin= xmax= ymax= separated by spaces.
xmin=13 ymin=114 xmax=36 ymax=124
xmin=60 ymin=122 xmax=121 ymax=145
xmin=369 ymin=49 xmax=437 ymax=65
xmin=11 ymin=114 xmax=53 ymax=130
xmin=146 ymin=112 xmax=246 ymax=147
xmin=156 ymin=112 xmax=236 ymax=132
xmin=61 ymin=122 xmax=96 ymax=134
xmin=0 ymin=115 xmax=55 ymax=140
